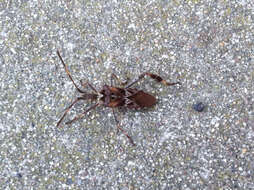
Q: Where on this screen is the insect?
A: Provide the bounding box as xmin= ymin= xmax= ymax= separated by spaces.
xmin=56 ymin=50 xmax=180 ymax=145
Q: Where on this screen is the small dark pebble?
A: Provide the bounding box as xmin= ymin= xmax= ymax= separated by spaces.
xmin=193 ymin=102 xmax=206 ymax=112
xmin=17 ymin=173 xmax=22 ymax=178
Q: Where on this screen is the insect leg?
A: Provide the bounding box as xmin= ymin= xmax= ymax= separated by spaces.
xmin=57 ymin=50 xmax=85 ymax=93
xmin=112 ymin=108 xmax=135 ymax=146
xmin=80 ymin=80 xmax=98 ymax=93
xmin=111 ymin=73 xmax=129 ymax=87
xmin=65 ymin=103 xmax=100 ymax=125
xmin=57 ymin=97 xmax=84 ymax=127
xmin=126 ymin=72 xmax=181 ymax=88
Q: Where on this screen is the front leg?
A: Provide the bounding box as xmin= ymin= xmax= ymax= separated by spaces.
xmin=80 ymin=79 xmax=98 ymax=93
xmin=111 ymin=73 xmax=129 ymax=87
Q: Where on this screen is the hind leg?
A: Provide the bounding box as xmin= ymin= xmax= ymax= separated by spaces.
xmin=126 ymin=72 xmax=181 ymax=88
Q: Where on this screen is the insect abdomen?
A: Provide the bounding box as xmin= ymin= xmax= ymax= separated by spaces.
xmin=129 ymin=91 xmax=156 ymax=108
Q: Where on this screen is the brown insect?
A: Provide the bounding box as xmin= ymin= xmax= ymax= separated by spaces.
xmin=56 ymin=50 xmax=180 ymax=145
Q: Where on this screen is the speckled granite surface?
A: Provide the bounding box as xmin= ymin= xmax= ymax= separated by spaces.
xmin=0 ymin=0 xmax=253 ymax=189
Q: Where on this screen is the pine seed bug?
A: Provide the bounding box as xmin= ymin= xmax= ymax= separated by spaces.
xmin=56 ymin=50 xmax=180 ymax=145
